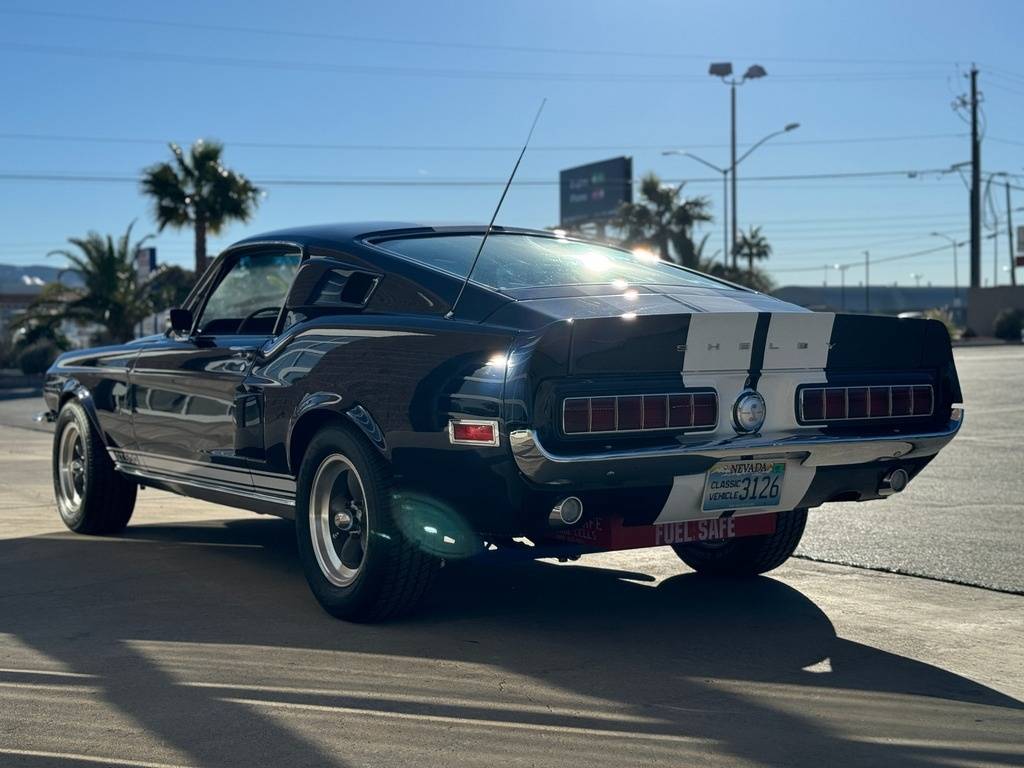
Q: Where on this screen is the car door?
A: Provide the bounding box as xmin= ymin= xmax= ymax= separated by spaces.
xmin=128 ymin=246 xmax=302 ymax=496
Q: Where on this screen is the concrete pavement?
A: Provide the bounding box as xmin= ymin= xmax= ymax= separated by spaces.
xmin=799 ymin=345 xmax=1024 ymax=593
xmin=0 ymin=418 xmax=1022 ymax=767
xmin=4 ymin=345 xmax=1022 ymax=592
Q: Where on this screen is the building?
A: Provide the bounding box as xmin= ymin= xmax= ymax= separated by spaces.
xmin=773 ymin=285 xmax=960 ymax=316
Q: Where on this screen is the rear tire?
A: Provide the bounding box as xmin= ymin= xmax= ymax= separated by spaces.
xmin=672 ymin=508 xmax=807 ymax=576
xmin=294 ymin=426 xmax=438 ymax=622
xmin=52 ymin=401 xmax=136 ymax=535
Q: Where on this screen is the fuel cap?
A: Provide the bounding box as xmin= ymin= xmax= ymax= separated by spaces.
xmin=733 ymin=390 xmax=766 ymax=433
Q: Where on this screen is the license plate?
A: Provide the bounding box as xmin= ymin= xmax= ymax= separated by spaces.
xmin=702 ymin=460 xmax=786 ymax=512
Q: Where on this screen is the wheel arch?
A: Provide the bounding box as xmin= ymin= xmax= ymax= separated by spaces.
xmin=56 ymin=380 xmax=108 ymax=448
xmin=287 ymin=396 xmax=388 ymax=476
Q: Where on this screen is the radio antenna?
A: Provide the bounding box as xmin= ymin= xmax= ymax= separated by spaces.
xmin=446 ymin=98 xmax=547 ymax=320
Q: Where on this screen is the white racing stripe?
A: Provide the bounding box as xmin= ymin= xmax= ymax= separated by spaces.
xmin=761 ymin=312 xmax=835 ymax=370
xmin=654 ymin=460 xmax=817 ymax=524
xmin=682 ymin=313 xmax=759 ymax=374
xmin=656 ymin=310 xmax=837 ymax=524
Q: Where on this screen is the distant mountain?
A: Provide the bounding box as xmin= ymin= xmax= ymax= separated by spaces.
xmin=0 ymin=264 xmax=83 ymax=295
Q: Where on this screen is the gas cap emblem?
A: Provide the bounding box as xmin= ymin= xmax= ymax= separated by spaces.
xmin=733 ymin=390 xmax=766 ymax=434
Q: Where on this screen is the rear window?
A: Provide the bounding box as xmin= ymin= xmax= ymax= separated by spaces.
xmin=373 ymin=233 xmax=726 ymax=291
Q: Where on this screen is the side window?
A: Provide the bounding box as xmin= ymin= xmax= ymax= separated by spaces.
xmin=198 ymin=251 xmax=302 ymax=335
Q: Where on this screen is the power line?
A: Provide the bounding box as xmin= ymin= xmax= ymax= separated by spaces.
xmin=770 ymin=243 xmax=950 ymax=272
xmin=0 ymin=131 xmax=967 ymax=152
xmin=0 ymin=8 xmax=963 ymax=66
xmin=0 ymin=166 xmax=958 ymax=187
xmin=0 ymin=41 xmax=952 ymax=84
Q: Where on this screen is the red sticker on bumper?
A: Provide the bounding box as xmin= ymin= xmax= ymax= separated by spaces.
xmin=551 ymin=513 xmax=777 ymax=552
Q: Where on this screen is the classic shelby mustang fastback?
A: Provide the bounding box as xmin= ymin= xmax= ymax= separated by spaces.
xmin=45 ymin=223 xmax=963 ymax=620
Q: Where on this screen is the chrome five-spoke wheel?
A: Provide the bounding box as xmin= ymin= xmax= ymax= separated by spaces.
xmin=309 ymin=454 xmax=369 ymax=587
xmin=57 ymin=421 xmax=86 ymax=517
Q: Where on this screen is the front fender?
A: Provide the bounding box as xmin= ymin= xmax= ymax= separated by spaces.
xmin=51 ymin=379 xmax=108 ymax=448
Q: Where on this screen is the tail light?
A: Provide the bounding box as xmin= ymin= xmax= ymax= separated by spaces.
xmin=799 ymin=384 xmax=933 ymax=423
xmin=562 ymin=391 xmax=717 ymax=435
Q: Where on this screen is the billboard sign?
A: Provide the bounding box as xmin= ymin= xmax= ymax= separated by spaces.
xmin=559 ymin=157 xmax=632 ymax=226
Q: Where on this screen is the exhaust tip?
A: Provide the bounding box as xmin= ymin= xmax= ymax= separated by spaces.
xmin=879 ymin=468 xmax=909 ymax=496
xmin=549 ymin=496 xmax=584 ymax=527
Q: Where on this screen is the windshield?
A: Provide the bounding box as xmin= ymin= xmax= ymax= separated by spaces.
xmin=374 ymin=233 xmax=727 ymax=292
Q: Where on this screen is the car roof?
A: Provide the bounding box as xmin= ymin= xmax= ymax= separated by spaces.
xmin=230 ymin=222 xmax=558 ymax=251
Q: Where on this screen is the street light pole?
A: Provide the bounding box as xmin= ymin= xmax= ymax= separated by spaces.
xmin=661 ymin=150 xmax=728 ymax=265
xmin=730 ymin=82 xmax=738 ymax=268
xmin=710 ymin=62 xmax=768 ymax=269
xmin=1006 ymin=179 xmax=1017 ymax=287
xmin=864 ymin=251 xmax=870 ymax=313
xmin=930 ymin=232 xmax=960 ymax=304
xmin=663 ymin=120 xmax=798 ymax=271
xmin=834 ymin=264 xmax=849 ymax=311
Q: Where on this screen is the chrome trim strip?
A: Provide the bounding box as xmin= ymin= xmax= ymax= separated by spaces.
xmin=117 ymin=464 xmax=295 ymax=507
xmin=111 ymin=448 xmax=294 ymax=480
xmin=448 ymin=418 xmax=501 ymax=447
xmin=510 ymin=408 xmax=963 ymax=485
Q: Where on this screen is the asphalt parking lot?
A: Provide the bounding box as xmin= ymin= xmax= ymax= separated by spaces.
xmin=0 ymin=346 xmax=1021 ymax=767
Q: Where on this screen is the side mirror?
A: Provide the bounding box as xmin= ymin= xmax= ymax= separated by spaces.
xmin=168 ymin=307 xmax=194 ymax=334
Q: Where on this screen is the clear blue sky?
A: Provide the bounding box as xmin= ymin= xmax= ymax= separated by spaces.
xmin=2 ymin=0 xmax=1024 ymax=287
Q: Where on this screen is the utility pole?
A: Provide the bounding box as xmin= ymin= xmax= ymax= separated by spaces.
xmin=970 ymin=66 xmax=982 ymax=288
xmin=1006 ymin=180 xmax=1017 ymax=286
xmin=864 ymin=251 xmax=870 ymax=313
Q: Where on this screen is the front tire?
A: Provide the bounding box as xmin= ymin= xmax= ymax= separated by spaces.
xmin=52 ymin=401 xmax=136 ymax=535
xmin=294 ymin=426 xmax=438 ymax=621
xmin=672 ymin=508 xmax=808 ymax=576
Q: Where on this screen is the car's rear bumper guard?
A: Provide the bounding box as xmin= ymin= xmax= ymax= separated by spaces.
xmin=509 ymin=408 xmax=963 ymax=486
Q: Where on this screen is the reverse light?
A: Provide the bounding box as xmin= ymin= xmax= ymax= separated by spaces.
xmin=448 ymin=419 xmax=500 ymax=446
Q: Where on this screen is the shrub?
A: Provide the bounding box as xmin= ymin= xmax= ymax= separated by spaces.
xmin=0 ymin=333 xmax=17 ymax=369
xmin=992 ymin=308 xmax=1024 ymax=341
xmin=17 ymin=340 xmax=62 ymax=375
xmin=923 ymin=308 xmax=959 ymax=337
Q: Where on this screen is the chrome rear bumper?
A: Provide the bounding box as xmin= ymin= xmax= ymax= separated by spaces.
xmin=509 ymin=408 xmax=963 ymax=486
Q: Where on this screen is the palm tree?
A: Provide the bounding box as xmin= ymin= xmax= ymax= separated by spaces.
xmin=15 ymin=222 xmax=183 ymax=345
xmin=612 ymin=173 xmax=713 ymax=267
xmin=734 ymin=225 xmax=773 ymax=274
xmin=141 ymin=140 xmax=262 ymax=275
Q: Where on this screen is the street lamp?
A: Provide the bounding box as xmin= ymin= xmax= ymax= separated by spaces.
xmin=833 ymin=263 xmax=850 ymax=311
xmin=910 ymin=272 xmax=924 ymax=288
xmin=663 ymin=121 xmax=799 ymax=267
xmin=710 ymin=61 xmax=772 ymax=267
xmin=930 ymin=232 xmax=960 ymax=303
xmin=662 ymin=150 xmax=728 ymax=265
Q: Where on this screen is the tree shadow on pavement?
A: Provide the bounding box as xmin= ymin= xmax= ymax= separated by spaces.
xmin=0 ymin=517 xmax=1020 ymax=768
